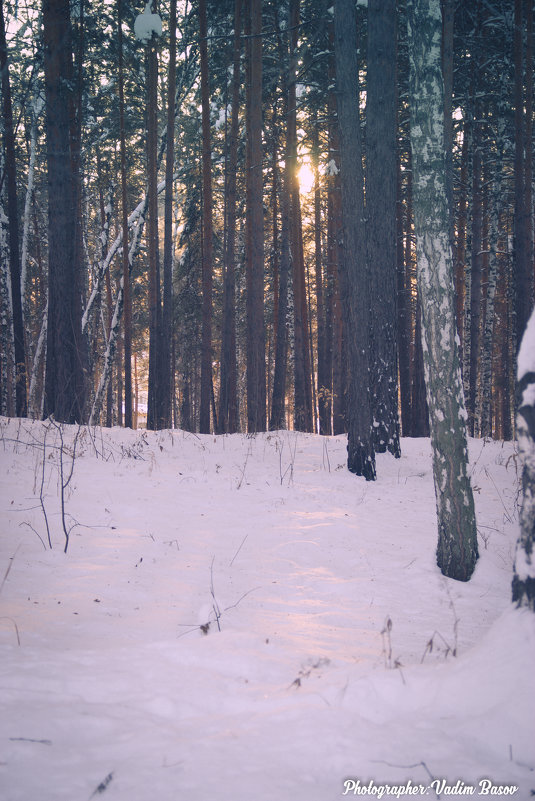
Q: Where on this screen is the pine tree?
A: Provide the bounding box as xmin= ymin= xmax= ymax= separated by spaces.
xmin=334 ymin=0 xmax=375 ymax=479
xmin=0 ymin=1 xmax=26 ymax=417
xmin=366 ymin=0 xmax=400 ymax=457
xmin=43 ymin=0 xmax=85 ymax=423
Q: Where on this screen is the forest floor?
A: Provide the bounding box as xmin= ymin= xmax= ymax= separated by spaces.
xmin=0 ymin=417 xmax=534 ymax=801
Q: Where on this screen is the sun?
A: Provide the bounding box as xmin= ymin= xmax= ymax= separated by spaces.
xmin=298 ymin=160 xmax=315 ymax=194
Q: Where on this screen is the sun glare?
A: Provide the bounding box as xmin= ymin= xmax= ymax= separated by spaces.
xmin=298 ymin=161 xmax=315 ymax=195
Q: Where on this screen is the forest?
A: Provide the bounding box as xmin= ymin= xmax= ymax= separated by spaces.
xmin=0 ymin=0 xmax=533 ymax=447
xmin=1 ymin=2 xmax=535 ymax=795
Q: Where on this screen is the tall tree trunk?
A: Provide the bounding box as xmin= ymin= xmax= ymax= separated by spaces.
xmin=0 ymin=1 xmax=27 ymax=416
xmin=407 ymin=0 xmax=478 ymax=581
xmin=105 ymin=267 xmax=113 ymax=427
xmin=479 ymin=138 xmax=505 ymax=438
xmin=397 ymin=145 xmax=411 ymax=436
xmin=198 ymin=0 xmax=213 ymax=434
xmin=270 ymin=26 xmax=291 ymax=431
xmin=327 ymin=21 xmax=343 ymax=436
xmin=441 ymin=0 xmax=454 ymax=256
xmin=312 ymin=111 xmax=328 ymax=436
xmin=21 ymin=97 xmax=44 ymax=402
xmin=455 ymin=125 xmax=469 ymax=344
xmin=514 ymin=0 xmax=533 ymax=347
xmin=0 ymin=199 xmax=15 ymax=416
xmin=367 ymin=0 xmax=400 ymax=457
xmin=43 ymin=0 xmax=84 ymax=423
xmin=219 ymin=0 xmax=241 ymax=434
xmin=146 ymin=1 xmax=162 ymax=431
xmin=468 ymin=47 xmax=483 ymax=436
xmin=118 ymin=0 xmax=133 ymax=428
xmin=334 ymin=0 xmax=375 ymax=479
xmin=69 ymin=0 xmax=87 ymax=421
xmin=523 ymin=0 xmax=533 ymax=317
xmin=288 ymin=0 xmax=312 ymax=433
xmin=246 ymin=0 xmax=266 ymax=432
xmin=161 ymin=0 xmax=177 ymax=430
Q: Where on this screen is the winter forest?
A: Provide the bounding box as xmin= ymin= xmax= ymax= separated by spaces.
xmin=1 ymin=0 xmax=535 ymax=798
xmin=0 ymin=0 xmax=532 ymax=446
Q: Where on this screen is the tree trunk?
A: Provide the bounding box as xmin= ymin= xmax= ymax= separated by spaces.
xmin=146 ymin=1 xmax=162 ymax=431
xmin=43 ymin=0 xmax=84 ymax=423
xmin=397 ymin=143 xmax=411 ymax=436
xmin=334 ymin=0 xmax=375 ymax=479
xmin=366 ymin=0 xmax=400 ymax=457
xmin=514 ymin=0 xmax=533 ymax=348
xmin=219 ymin=0 xmax=241 ymax=434
xmin=161 ymin=0 xmax=177 ymax=430
xmin=455 ymin=125 xmax=469 ymax=345
xmin=118 ymin=0 xmax=133 ymax=428
xmin=198 ymin=0 xmax=213 ymax=434
xmin=479 ymin=115 xmax=506 ymax=438
xmin=441 ymin=0 xmax=455 ymax=256
xmin=69 ymin=0 xmax=88 ymax=422
xmin=270 ymin=17 xmax=291 ymax=431
xmin=246 ymin=0 xmax=266 ymax=432
xmin=468 ymin=68 xmax=483 ymax=436
xmin=1 ymin=1 xmax=27 ymax=416
xmin=312 ymin=111 xmax=328 ymax=436
xmin=327 ymin=21 xmax=344 ymax=436
xmin=0 ymin=201 xmax=15 ymax=416
xmin=513 ymin=308 xmax=535 ymax=610
xmin=407 ymin=0 xmax=478 ymax=581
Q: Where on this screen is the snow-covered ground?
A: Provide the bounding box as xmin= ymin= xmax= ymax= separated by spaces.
xmin=0 ymin=416 xmax=533 ymax=801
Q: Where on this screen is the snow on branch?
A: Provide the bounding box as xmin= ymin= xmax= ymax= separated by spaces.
xmin=134 ymin=3 xmax=162 ymax=42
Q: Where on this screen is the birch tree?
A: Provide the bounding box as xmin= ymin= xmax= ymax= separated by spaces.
xmin=513 ymin=308 xmax=535 ymax=610
xmin=407 ymin=0 xmax=478 ymax=581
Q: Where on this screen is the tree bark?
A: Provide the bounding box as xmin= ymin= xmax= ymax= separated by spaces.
xmin=118 ymin=0 xmax=133 ymax=428
xmin=146 ymin=1 xmax=162 ymax=431
xmin=1 ymin=1 xmax=27 ymax=416
xmin=219 ymin=0 xmax=241 ymax=434
xmin=514 ymin=0 xmax=533 ymax=348
xmin=334 ymin=0 xmax=375 ymax=479
xmin=43 ymin=0 xmax=84 ymax=423
xmin=270 ymin=14 xmax=291 ymax=431
xmin=367 ymin=0 xmax=400 ymax=456
xmin=246 ymin=0 xmax=266 ymax=432
xmin=312 ymin=111 xmax=328 ymax=436
xmin=513 ymin=308 xmax=535 ymax=610
xmin=198 ymin=0 xmax=213 ymax=434
xmin=161 ymin=0 xmax=177 ymax=430
xmin=407 ymin=0 xmax=478 ymax=581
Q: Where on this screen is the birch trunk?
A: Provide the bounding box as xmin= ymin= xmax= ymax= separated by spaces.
xmin=513 ymin=308 xmax=535 ymax=610
xmin=407 ymin=0 xmax=478 ymax=581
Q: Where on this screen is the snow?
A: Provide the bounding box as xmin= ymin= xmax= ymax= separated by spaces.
xmin=327 ymin=158 xmax=339 ymax=176
xmin=0 ymin=418 xmax=534 ymax=800
xmin=133 ymin=3 xmax=162 ymax=42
